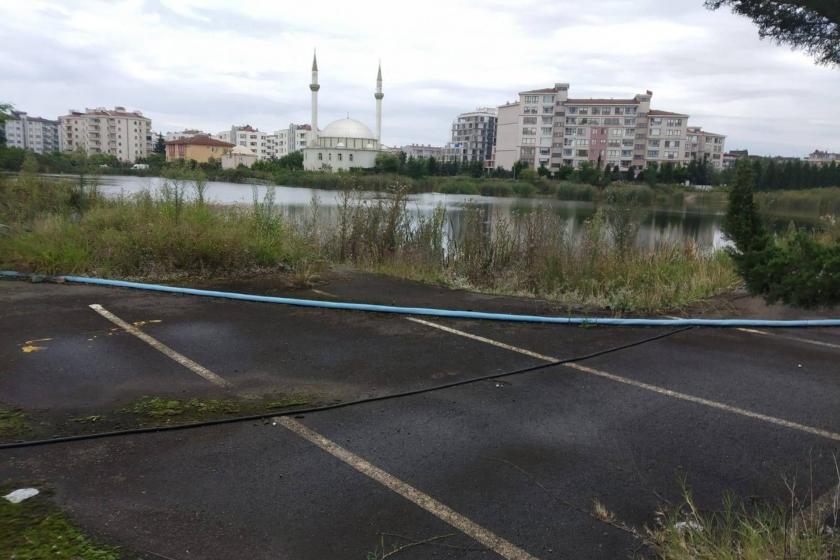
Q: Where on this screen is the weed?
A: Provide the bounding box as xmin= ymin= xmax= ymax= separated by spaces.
xmin=593 ymin=498 xmax=615 ymax=523
xmin=0 ymin=490 xmax=122 ymax=559
xmin=126 ymin=394 xmax=312 ymax=424
xmin=646 ymin=484 xmax=840 ymax=559
xmin=0 ymin=406 xmax=29 ymax=438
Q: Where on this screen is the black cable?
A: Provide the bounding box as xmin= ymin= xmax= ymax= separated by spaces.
xmin=0 ymin=325 xmax=693 ymax=451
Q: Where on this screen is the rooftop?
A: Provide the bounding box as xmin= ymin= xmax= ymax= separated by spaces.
xmin=166 ymin=134 xmax=235 ymax=147
xmin=66 ymin=106 xmax=147 ymax=118
xmin=648 ymin=109 xmax=688 ymax=117
xmin=521 ymin=87 xmax=561 ymax=94
xmin=566 ymin=98 xmax=640 ymax=105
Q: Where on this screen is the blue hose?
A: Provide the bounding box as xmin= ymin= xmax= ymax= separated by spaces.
xmin=3 ymin=270 xmax=840 ymax=327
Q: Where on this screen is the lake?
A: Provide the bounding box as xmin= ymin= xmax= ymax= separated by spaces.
xmin=92 ymin=175 xmax=731 ymax=251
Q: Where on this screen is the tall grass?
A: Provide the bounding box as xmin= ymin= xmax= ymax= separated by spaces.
xmin=756 ymin=187 xmax=840 ymax=217
xmin=0 ymin=175 xmax=314 ymax=278
xmin=0 ymin=176 xmax=739 ymax=312
xmin=647 ymin=482 xmax=840 ymax=559
xmin=315 ymin=189 xmax=738 ymax=313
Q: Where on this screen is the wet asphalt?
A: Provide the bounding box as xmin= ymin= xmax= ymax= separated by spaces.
xmin=1 ymin=275 xmax=839 ymax=559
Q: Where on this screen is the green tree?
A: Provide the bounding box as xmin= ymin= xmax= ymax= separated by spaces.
xmin=705 ymin=0 xmax=840 ymax=65
xmin=427 ymin=156 xmax=439 ymax=176
xmin=644 ymin=162 xmax=659 ymax=186
xmin=374 ymin=152 xmax=400 ymax=173
xmin=0 ymin=102 xmax=12 ymax=146
xmin=154 ymin=133 xmax=166 ymax=154
xmin=20 ymin=152 xmax=39 ymax=175
xmin=724 ymin=159 xmax=766 ymax=252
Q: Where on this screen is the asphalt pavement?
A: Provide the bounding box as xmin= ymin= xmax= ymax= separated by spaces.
xmin=2 ymin=274 xmax=839 ymax=559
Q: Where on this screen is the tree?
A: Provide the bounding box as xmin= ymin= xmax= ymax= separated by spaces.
xmin=374 ymin=152 xmax=400 ymax=173
xmin=20 ymin=152 xmax=39 ymax=175
xmin=0 ymin=102 xmax=12 ymax=147
xmin=724 ymin=159 xmax=766 ymax=252
xmin=154 ymin=133 xmax=166 ymax=155
xmin=427 ymin=156 xmax=439 ymax=176
xmin=644 ymin=162 xmax=659 ymax=186
xmin=705 ymin=0 xmax=840 ymax=65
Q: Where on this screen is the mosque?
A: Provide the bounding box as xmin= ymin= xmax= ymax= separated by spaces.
xmin=302 ymin=53 xmax=383 ymax=171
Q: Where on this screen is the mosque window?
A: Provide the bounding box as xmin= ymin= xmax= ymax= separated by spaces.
xmin=338 ymin=153 xmax=343 ymax=161
xmin=318 ymin=152 xmax=323 ymax=160
xmin=328 ymin=153 xmax=332 ymax=160
xmin=349 ymin=154 xmax=353 ymax=162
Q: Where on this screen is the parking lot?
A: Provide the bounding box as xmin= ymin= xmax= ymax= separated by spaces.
xmin=2 ymin=275 xmax=840 ymax=559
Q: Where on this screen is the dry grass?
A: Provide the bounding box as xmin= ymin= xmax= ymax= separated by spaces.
xmin=1 ymin=176 xmax=739 ymax=313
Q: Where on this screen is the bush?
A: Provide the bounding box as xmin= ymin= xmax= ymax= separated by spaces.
xmin=725 ymin=159 xmax=840 ymax=307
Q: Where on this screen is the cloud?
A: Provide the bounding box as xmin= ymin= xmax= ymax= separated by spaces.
xmin=0 ymin=0 xmax=838 ymax=155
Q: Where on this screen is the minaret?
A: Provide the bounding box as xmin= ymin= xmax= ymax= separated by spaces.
xmin=374 ymin=62 xmax=383 ymax=147
xmin=309 ymin=50 xmax=319 ymax=146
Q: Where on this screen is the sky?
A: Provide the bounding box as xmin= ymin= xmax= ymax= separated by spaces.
xmin=1 ymin=0 xmax=838 ymax=157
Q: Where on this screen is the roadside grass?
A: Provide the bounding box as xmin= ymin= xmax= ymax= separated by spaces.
xmin=1 ymin=174 xmax=739 ymax=314
xmin=125 ymin=394 xmax=312 ymax=424
xmin=0 ymin=489 xmax=124 ymax=559
xmin=646 ymin=486 xmax=840 ymax=559
xmin=0 ymin=405 xmax=30 ymax=439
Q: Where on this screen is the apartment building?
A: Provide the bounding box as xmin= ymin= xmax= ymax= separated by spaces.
xmin=59 ymin=107 xmax=151 ymax=162
xmin=2 ymin=110 xmax=60 ymax=153
xmin=686 ymin=126 xmax=726 ymax=170
xmin=494 ymin=84 xmax=692 ymax=172
xmin=804 ymin=150 xmax=840 ymax=166
xmin=444 ymin=107 xmax=497 ymax=165
xmin=273 ymin=124 xmax=314 ymax=158
xmin=217 ymin=125 xmax=271 ymax=159
xmin=402 ymin=144 xmax=444 ymax=159
xmin=215 ymin=124 xmax=313 ymax=160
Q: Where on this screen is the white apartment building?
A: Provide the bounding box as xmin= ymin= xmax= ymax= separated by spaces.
xmin=273 ymin=124 xmax=314 ymax=158
xmin=686 ymin=126 xmax=727 ymax=170
xmin=59 ymin=107 xmax=151 ymax=162
xmin=805 ymin=150 xmax=840 ymax=166
xmin=402 ymin=144 xmax=444 ymax=159
xmin=494 ymin=84 xmax=692 ymax=172
xmin=215 ymin=124 xmax=314 ymax=160
xmin=217 ymin=125 xmax=271 ymax=159
xmin=445 ymin=107 xmax=497 ymax=165
xmin=2 ymin=111 xmax=60 ymax=154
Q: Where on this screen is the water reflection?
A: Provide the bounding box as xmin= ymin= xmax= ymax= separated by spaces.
xmin=94 ymin=175 xmax=734 ymax=251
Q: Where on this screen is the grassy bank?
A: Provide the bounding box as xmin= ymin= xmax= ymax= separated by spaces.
xmin=0 ymin=174 xmax=738 ymax=313
xmin=756 ymin=187 xmax=840 ymax=218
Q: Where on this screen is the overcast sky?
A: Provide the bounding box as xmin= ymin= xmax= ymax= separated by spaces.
xmin=2 ymin=0 xmax=838 ymax=156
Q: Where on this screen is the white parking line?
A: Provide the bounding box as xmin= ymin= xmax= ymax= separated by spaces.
xmin=89 ymin=304 xmax=231 ymax=388
xmin=277 ymin=417 xmax=540 ymax=560
xmin=408 ymin=317 xmax=840 ymax=443
xmin=663 ymin=316 xmax=840 ymax=352
xmin=737 ymin=327 xmax=840 ymax=351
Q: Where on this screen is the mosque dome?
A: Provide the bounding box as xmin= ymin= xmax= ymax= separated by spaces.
xmin=230 ymin=145 xmax=256 ymax=155
xmin=320 ymin=117 xmax=376 ymax=140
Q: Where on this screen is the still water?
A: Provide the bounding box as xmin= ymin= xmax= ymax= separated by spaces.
xmin=94 ymin=175 xmax=731 ymax=251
